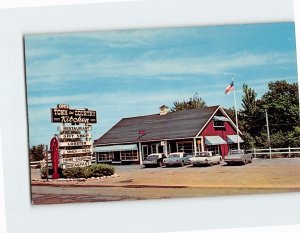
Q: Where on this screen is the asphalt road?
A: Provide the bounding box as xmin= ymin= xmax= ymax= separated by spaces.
xmin=31 ymin=158 xmax=300 ymax=205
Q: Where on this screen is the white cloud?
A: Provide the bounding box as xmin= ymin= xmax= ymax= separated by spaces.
xmin=25 ymin=27 xmax=202 ymax=52
xmin=25 ymin=51 xmax=296 ymax=85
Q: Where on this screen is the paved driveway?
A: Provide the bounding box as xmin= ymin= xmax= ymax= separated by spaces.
xmin=31 ymin=158 xmax=300 ymax=204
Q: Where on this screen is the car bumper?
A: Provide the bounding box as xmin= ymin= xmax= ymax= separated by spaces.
xmin=191 ymin=161 xmax=209 ymax=165
xmin=163 ymin=162 xmax=182 ymax=166
xmin=224 ymin=159 xmax=243 ymax=163
xmin=143 ymin=161 xmax=157 ymax=165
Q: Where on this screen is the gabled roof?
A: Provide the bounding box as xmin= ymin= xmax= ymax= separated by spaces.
xmin=94 ymin=106 xmax=220 ymax=146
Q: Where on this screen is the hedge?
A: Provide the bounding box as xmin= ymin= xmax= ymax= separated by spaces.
xmin=40 ymin=166 xmax=63 ymax=179
xmin=62 ymin=164 xmax=115 ymax=179
xmin=40 ymin=164 xmax=115 ymax=179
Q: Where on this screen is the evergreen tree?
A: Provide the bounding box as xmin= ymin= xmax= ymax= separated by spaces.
xmin=30 ymin=144 xmax=45 ymax=161
xmin=171 ymin=93 xmax=207 ymax=111
xmin=240 ymin=80 xmax=300 ymax=148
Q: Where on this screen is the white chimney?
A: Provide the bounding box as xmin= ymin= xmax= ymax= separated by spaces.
xmin=159 ymin=105 xmax=169 ymax=115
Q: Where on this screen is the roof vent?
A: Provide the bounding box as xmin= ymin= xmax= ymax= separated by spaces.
xmin=159 ymin=105 xmax=169 ymax=115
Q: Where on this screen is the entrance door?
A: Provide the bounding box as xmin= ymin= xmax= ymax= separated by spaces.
xmin=142 ymin=145 xmax=149 ymax=160
xmin=113 ymin=151 xmax=121 ymax=161
xmin=157 ymin=145 xmax=163 ymax=153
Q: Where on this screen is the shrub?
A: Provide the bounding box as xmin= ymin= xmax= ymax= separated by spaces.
xmin=40 ymin=166 xmax=63 ymax=179
xmin=40 ymin=167 xmax=48 ymax=179
xmin=88 ymin=164 xmax=115 ymax=177
xmin=62 ymin=167 xmax=86 ymax=178
xmin=62 ymin=164 xmax=115 ymax=179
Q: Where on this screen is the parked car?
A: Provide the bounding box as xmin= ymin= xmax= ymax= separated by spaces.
xmin=143 ymin=153 xmax=167 ymax=167
xmin=163 ymin=152 xmax=193 ymax=167
xmin=224 ymin=150 xmax=253 ymax=165
xmin=188 ymin=151 xmax=222 ymax=166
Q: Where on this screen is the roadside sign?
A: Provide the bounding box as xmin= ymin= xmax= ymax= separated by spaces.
xmin=61 ymin=156 xmax=93 ymax=163
xmin=62 ymin=161 xmax=92 ymax=169
xmin=58 ymin=133 xmax=91 ymax=139
xmin=59 ymin=148 xmax=93 ymax=155
xmin=59 ymin=141 xmax=93 ymax=147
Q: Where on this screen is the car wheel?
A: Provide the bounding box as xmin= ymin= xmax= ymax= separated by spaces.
xmin=249 ymin=157 xmax=253 ymax=163
xmin=243 ymin=159 xmax=247 ymax=165
xmin=158 ymin=160 xmax=163 ymax=167
xmin=181 ymin=161 xmax=184 ymax=167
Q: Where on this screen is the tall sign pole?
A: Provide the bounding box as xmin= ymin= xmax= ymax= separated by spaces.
xmin=50 ymin=136 xmax=60 ymax=179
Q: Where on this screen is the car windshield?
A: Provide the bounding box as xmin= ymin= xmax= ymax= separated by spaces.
xmin=196 ymin=152 xmax=209 ymax=157
xmin=229 ymin=150 xmax=243 ymax=155
xmin=147 ymin=155 xmax=159 ymax=160
xmin=169 ymin=153 xmax=180 ymax=158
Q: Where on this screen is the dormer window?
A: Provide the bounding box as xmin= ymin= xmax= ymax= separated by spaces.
xmin=214 ymin=120 xmax=225 ymax=127
xmin=213 ymin=116 xmax=229 ymax=128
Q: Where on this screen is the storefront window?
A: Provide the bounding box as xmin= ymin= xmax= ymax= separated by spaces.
xmin=151 ymin=144 xmax=157 ymax=153
xmin=121 ymin=151 xmax=138 ymax=161
xmin=97 ymin=152 xmax=113 ymax=161
xmin=206 ymin=145 xmax=220 ymax=155
xmin=229 ymin=144 xmax=238 ymax=151
xmin=176 ymin=141 xmax=194 ymax=153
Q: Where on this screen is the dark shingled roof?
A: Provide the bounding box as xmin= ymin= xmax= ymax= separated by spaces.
xmin=94 ymin=106 xmax=220 ymax=145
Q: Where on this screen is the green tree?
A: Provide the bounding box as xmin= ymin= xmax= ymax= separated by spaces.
xmin=239 ymin=84 xmax=262 ymax=147
xmin=224 ymin=106 xmax=256 ymax=148
xmin=240 ymin=80 xmax=300 ymax=148
xmin=260 ymin=80 xmax=299 ymax=134
xmin=30 ymin=144 xmax=45 ymax=161
xmin=223 ymin=107 xmax=235 ymax=123
xmin=241 ymin=84 xmax=257 ymax=117
xmin=171 ymin=93 xmax=207 ymax=111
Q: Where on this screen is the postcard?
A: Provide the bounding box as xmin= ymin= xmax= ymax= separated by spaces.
xmin=24 ymin=22 xmax=299 ymax=205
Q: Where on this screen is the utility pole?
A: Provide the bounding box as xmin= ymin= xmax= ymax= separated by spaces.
xmin=265 ymin=110 xmax=271 ymax=158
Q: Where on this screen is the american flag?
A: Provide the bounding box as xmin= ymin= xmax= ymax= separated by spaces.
xmin=225 ymin=81 xmax=234 ymax=94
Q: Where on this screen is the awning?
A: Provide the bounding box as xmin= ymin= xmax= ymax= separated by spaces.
xmin=213 ymin=116 xmax=230 ymax=121
xmin=227 ymin=135 xmax=244 ymax=144
xmin=205 ymin=136 xmax=227 ymax=145
xmin=94 ymin=144 xmax=138 ymax=152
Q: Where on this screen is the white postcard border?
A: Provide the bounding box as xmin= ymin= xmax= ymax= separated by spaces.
xmin=0 ymin=0 xmax=299 ymax=233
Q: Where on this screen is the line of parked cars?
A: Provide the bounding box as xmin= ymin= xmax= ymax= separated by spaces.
xmin=142 ymin=150 xmax=253 ymax=168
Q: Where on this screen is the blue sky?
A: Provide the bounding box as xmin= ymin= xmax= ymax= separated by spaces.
xmin=24 ymin=22 xmax=298 ymax=146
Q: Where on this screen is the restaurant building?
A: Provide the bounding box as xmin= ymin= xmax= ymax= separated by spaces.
xmin=94 ymin=105 xmax=243 ymax=164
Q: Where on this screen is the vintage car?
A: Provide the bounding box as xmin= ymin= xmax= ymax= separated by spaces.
xmin=163 ymin=152 xmax=193 ymax=167
xmin=224 ymin=150 xmax=253 ymax=165
xmin=143 ymin=153 xmax=167 ymax=167
xmin=188 ymin=151 xmax=222 ymax=166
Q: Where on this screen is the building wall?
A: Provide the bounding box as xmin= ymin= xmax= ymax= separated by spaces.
xmin=201 ymin=118 xmax=238 ymax=157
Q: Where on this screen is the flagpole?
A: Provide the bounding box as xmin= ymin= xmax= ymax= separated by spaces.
xmin=232 ymin=75 xmax=240 ymax=150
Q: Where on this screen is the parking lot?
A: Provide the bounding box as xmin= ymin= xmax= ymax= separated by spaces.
xmin=31 ymin=158 xmax=300 ymax=204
